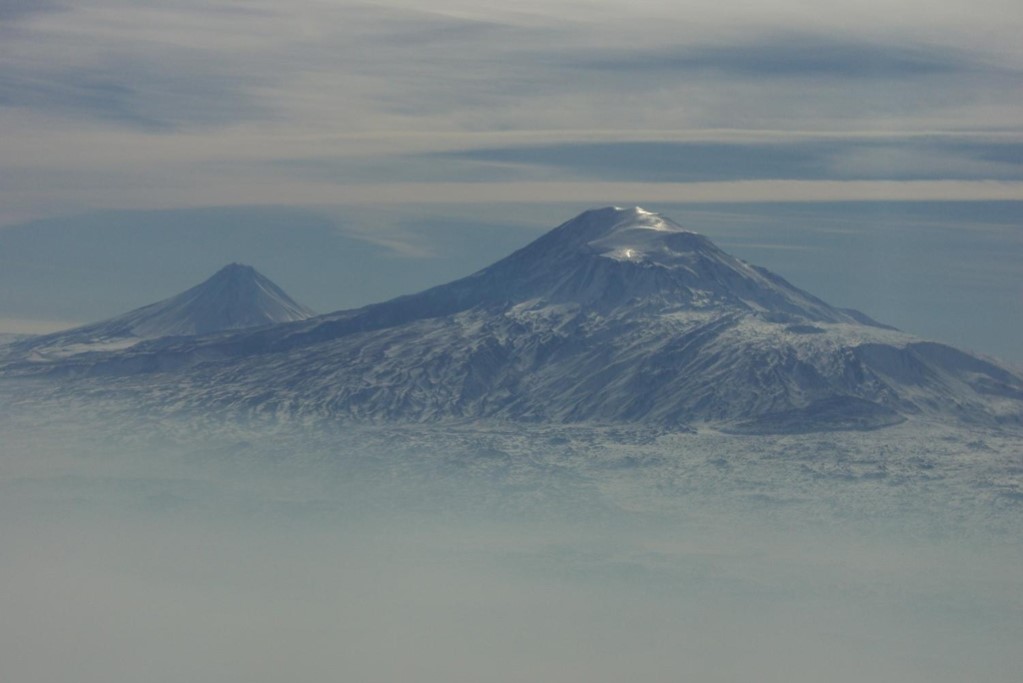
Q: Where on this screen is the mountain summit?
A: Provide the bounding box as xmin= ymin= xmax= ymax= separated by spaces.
xmin=120 ymin=262 xmax=314 ymax=338
xmin=6 ymin=263 xmax=313 ymax=360
xmin=279 ymin=207 xmax=879 ymax=343
xmin=4 ymin=209 xmax=1022 ymax=433
xmin=443 ymin=206 xmax=875 ymax=321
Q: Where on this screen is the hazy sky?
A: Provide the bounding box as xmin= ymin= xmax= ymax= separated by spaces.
xmin=1 ymin=0 xmax=1021 ymax=360
xmin=2 ymin=0 xmax=1022 ymax=223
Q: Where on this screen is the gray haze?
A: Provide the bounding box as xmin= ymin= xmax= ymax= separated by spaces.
xmin=1 ymin=394 xmax=1021 ymax=683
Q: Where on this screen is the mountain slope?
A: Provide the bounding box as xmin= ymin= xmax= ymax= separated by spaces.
xmin=3 ymin=208 xmax=1021 ymax=433
xmin=5 ymin=263 xmax=314 ymax=360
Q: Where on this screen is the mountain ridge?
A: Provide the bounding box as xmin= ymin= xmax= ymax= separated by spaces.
xmin=3 ymin=208 xmax=1021 ymax=434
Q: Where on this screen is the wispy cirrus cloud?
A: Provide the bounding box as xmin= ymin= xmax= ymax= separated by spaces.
xmin=0 ymin=0 xmax=1021 ymax=226
xmin=431 ymin=138 xmax=1023 ymax=183
xmin=570 ymin=34 xmax=997 ymax=79
xmin=0 ymin=57 xmax=270 ymax=130
xmin=0 ymin=0 xmax=64 ymax=22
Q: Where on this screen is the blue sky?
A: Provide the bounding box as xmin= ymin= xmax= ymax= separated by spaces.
xmin=1 ymin=0 xmax=1021 ymax=361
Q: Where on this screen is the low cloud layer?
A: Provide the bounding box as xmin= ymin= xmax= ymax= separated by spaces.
xmin=1 ymin=400 xmax=1021 ymax=683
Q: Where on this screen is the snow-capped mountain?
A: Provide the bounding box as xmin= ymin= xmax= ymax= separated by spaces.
xmin=4 ymin=208 xmax=1022 ymax=433
xmin=4 ymin=263 xmax=314 ymax=360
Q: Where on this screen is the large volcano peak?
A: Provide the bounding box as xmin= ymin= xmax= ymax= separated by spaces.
xmin=503 ymin=206 xmax=731 ymax=274
xmin=456 ymin=207 xmax=849 ymax=320
xmin=557 ymin=206 xmax=683 ymax=236
xmin=542 ymin=206 xmax=707 ymax=252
